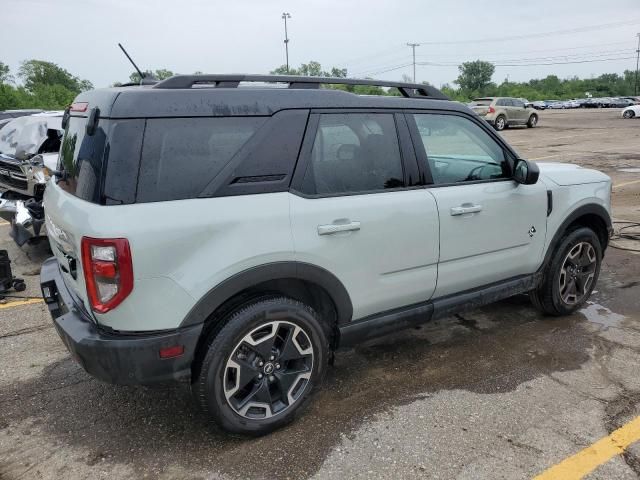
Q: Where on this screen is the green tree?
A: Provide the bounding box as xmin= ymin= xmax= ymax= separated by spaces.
xmin=0 ymin=62 xmax=12 ymax=84
xmin=454 ymin=60 xmax=495 ymax=94
xmin=270 ymin=61 xmax=346 ymax=78
xmin=18 ymin=60 xmax=92 ymax=93
xmin=129 ymin=68 xmax=175 ymax=83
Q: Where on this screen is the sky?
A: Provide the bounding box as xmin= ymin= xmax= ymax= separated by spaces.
xmin=2 ymin=0 xmax=640 ymax=88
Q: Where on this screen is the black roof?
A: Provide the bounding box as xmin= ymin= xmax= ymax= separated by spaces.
xmin=73 ymin=74 xmax=467 ymax=119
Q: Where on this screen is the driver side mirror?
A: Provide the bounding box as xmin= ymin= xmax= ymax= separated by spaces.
xmin=513 ymin=158 xmax=539 ymax=185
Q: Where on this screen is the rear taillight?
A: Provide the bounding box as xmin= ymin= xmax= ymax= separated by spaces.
xmin=81 ymin=237 xmax=133 ymax=313
xmin=488 ymin=106 xmax=496 ymax=114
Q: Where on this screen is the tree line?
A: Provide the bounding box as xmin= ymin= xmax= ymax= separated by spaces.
xmin=1 ymin=58 xmax=638 ymax=111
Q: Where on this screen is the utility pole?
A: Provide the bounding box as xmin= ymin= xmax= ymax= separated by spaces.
xmin=407 ymin=43 xmax=419 ymax=82
xmin=282 ymin=13 xmax=291 ymax=73
xmin=635 ymin=33 xmax=640 ymax=96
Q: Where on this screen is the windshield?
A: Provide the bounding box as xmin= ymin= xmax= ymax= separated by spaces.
xmin=0 ymin=115 xmax=63 ymax=159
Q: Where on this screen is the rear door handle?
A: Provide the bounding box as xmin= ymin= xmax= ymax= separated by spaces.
xmin=450 ymin=204 xmax=482 ymax=216
xmin=317 ymin=221 xmax=361 ymax=235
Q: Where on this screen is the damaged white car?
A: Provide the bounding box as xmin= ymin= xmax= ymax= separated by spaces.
xmin=0 ymin=111 xmax=63 ymax=245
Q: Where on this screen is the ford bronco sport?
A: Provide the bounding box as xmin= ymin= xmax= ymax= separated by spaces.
xmin=40 ymin=75 xmax=612 ymax=435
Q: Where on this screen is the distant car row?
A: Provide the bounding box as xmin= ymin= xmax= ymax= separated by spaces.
xmin=531 ymin=97 xmax=640 ymax=110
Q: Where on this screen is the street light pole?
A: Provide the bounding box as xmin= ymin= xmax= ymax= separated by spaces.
xmin=407 ymin=43 xmax=419 ymax=82
xmin=282 ymin=13 xmax=291 ymax=73
xmin=635 ymin=33 xmax=640 ymax=96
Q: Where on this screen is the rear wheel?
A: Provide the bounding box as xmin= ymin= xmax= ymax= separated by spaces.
xmin=530 ymin=227 xmax=602 ymax=316
xmin=527 ymin=114 xmax=538 ymax=128
xmin=623 ymin=110 xmax=635 ymax=119
xmin=494 ymin=115 xmax=507 ymax=131
xmin=193 ymin=297 xmax=329 ymax=435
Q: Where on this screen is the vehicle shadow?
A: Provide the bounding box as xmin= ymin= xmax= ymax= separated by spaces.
xmin=0 ymin=295 xmax=594 ymax=479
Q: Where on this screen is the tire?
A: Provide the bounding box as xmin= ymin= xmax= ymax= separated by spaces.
xmin=193 ymin=296 xmax=329 ymax=436
xmin=530 ymin=227 xmax=602 ymax=316
xmin=527 ymin=114 xmax=538 ymax=128
xmin=623 ymin=110 xmax=635 ymax=119
xmin=494 ymin=115 xmax=507 ymax=131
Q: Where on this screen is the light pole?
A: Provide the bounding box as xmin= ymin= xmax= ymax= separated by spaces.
xmin=635 ymin=33 xmax=640 ymax=96
xmin=282 ymin=13 xmax=291 ymax=73
xmin=407 ymin=43 xmax=419 ymax=82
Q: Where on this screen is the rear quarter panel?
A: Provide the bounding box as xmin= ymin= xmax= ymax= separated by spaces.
xmin=45 ymin=182 xmax=293 ymax=331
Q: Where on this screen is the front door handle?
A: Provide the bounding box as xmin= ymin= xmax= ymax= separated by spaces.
xmin=450 ymin=204 xmax=482 ymax=216
xmin=318 ymin=221 xmax=361 ymax=236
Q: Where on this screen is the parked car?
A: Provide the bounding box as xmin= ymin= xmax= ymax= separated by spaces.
xmin=621 ymin=96 xmax=640 ymax=105
xmin=609 ymin=98 xmax=634 ymax=108
xmin=0 ymin=109 xmax=44 ymax=129
xmin=562 ymin=100 xmax=580 ymax=109
xmin=469 ymin=97 xmax=539 ymax=131
xmin=40 ymin=74 xmax=612 ymax=435
xmin=532 ymin=100 xmax=547 ymax=110
xmin=0 ymin=111 xmax=63 ymax=245
xmin=546 ymin=100 xmax=564 ymax=109
xmin=622 ymin=104 xmax=640 ymax=118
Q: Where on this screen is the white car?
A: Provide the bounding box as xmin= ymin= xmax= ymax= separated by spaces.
xmin=622 ymin=105 xmax=640 ymax=119
xmin=563 ymin=100 xmax=580 ymax=109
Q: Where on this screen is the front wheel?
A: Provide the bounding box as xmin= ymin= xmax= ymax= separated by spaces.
xmin=530 ymin=227 xmax=602 ymax=316
xmin=193 ymin=297 xmax=329 ymax=435
xmin=527 ymin=114 xmax=538 ymax=128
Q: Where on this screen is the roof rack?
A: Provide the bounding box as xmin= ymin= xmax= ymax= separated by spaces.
xmin=152 ymin=74 xmax=449 ymax=100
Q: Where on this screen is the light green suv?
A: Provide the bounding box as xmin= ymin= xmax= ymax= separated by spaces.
xmin=470 ymin=97 xmax=539 ymax=131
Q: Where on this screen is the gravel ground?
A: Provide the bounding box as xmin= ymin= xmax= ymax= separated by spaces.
xmin=0 ymin=108 xmax=639 ymax=479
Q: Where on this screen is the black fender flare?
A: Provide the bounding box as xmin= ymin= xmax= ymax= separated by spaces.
xmin=542 ymin=203 xmax=612 ymax=268
xmin=179 ymin=262 xmax=353 ymax=327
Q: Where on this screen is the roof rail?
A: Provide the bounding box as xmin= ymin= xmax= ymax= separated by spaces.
xmin=152 ymin=74 xmax=449 ymax=100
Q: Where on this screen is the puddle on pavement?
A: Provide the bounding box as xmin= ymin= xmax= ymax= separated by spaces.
xmin=580 ymin=301 xmax=625 ymax=329
xmin=618 ymin=168 xmax=640 ymax=173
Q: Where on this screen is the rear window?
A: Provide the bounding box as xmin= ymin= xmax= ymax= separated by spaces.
xmin=136 ymin=117 xmax=266 ymax=202
xmin=471 ymin=99 xmax=493 ymax=106
xmin=58 ymin=116 xmax=107 ymax=203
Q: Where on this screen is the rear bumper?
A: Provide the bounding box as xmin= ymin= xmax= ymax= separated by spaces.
xmin=40 ymin=257 xmax=203 ymax=385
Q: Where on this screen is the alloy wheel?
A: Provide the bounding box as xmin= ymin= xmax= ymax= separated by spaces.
xmin=223 ymin=321 xmax=314 ymax=419
xmin=559 ymin=241 xmax=597 ymax=305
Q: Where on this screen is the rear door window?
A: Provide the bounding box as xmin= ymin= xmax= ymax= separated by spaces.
xmin=300 ymin=113 xmax=405 ymax=195
xmin=136 ymin=117 xmax=266 ymax=202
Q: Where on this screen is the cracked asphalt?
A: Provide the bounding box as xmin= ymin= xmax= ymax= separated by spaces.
xmin=1 ymin=109 xmax=639 ymax=479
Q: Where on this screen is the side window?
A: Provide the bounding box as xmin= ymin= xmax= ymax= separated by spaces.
xmin=137 ymin=117 xmax=266 ymax=202
xmin=512 ymin=99 xmax=524 ymax=108
xmin=411 ymin=114 xmax=510 ymax=185
xmin=300 ymin=113 xmax=404 ymax=195
xmin=496 ymin=99 xmax=506 ymax=107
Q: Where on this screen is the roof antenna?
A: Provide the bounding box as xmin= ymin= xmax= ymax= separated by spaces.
xmin=118 ymin=43 xmax=156 ymax=85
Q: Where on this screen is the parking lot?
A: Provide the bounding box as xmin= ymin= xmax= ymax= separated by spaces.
xmin=0 ymin=108 xmax=639 ymax=479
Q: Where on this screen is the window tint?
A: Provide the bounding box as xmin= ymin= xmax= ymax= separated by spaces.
xmin=495 ymin=99 xmax=506 ymax=106
xmin=300 ymin=113 xmax=404 ymax=195
xmin=512 ymin=99 xmax=525 ymax=108
xmin=58 ymin=116 xmax=107 ymax=203
xmin=137 ymin=117 xmax=266 ymax=202
xmin=411 ymin=114 xmax=510 ymax=185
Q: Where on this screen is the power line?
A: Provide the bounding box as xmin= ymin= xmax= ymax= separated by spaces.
xmin=416 ymin=56 xmax=636 ymax=68
xmin=415 ymin=18 xmax=640 ymax=45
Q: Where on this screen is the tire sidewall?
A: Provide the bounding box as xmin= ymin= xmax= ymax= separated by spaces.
xmin=495 ymin=115 xmax=506 ymax=131
xmin=196 ymin=298 xmax=328 ymax=435
xmin=548 ymin=228 xmax=602 ymax=315
xmin=528 ymin=114 xmax=538 ymax=127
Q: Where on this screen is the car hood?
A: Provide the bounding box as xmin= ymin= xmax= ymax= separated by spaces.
xmin=536 ymin=162 xmax=610 ymax=186
xmin=0 ymin=114 xmax=63 ymax=159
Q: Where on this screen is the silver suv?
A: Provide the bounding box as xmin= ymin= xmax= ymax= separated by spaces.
xmin=40 ymin=75 xmax=612 ymax=435
xmin=470 ymin=97 xmax=539 ymax=131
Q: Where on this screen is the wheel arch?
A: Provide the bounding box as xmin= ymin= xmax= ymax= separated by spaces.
xmin=180 ymin=261 xmax=353 ymax=330
xmin=542 ymin=204 xmax=612 ymax=268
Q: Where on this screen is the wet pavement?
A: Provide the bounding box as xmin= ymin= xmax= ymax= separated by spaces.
xmin=1 ymin=109 xmax=639 ymax=479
